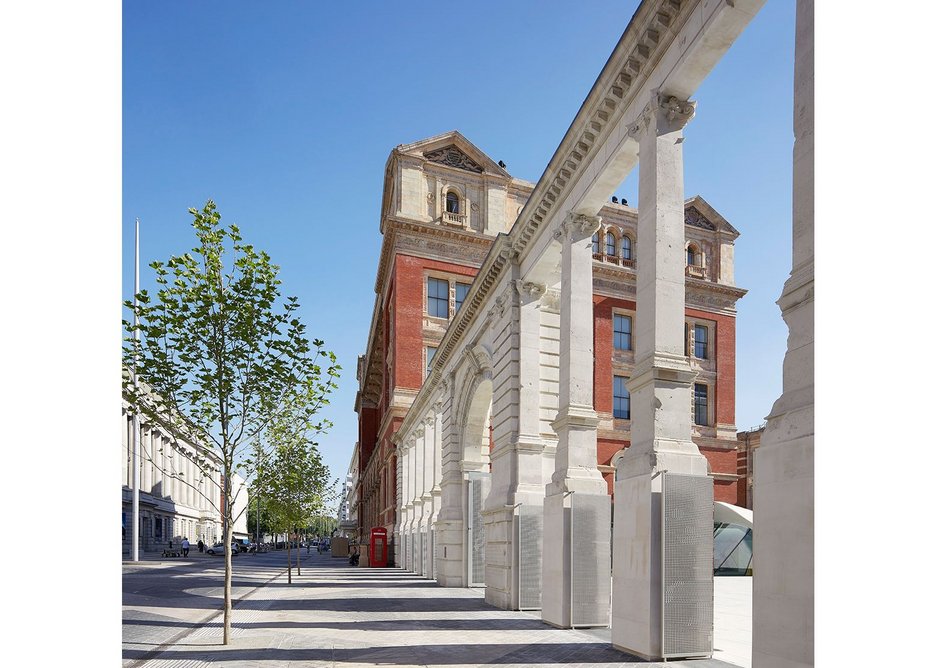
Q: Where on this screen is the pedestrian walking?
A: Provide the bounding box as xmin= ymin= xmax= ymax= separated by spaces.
xmin=182 ymin=537 xmax=190 ymax=557
xmin=197 ymin=539 xmax=204 ymax=553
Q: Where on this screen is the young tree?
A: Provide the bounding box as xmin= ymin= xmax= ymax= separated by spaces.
xmin=123 ymin=201 xmax=339 ymax=644
xmin=258 ymin=397 xmax=333 ymax=581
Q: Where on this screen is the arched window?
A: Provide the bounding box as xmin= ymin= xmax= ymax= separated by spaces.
xmin=687 ymin=244 xmax=700 ymax=266
xmin=592 ymin=233 xmax=600 ymax=255
xmin=606 ymin=231 xmax=616 ymax=257
xmin=445 ymin=191 xmax=460 ymax=214
xmin=621 ymin=235 xmax=633 ymax=261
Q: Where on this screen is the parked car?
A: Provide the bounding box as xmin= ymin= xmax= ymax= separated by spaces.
xmin=206 ymin=542 xmax=237 ymax=556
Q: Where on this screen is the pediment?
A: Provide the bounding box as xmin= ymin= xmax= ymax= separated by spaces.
xmin=424 ymin=145 xmax=484 ymax=173
xmin=685 ymin=206 xmax=716 ymax=231
xmin=684 ymin=195 xmax=740 ymax=238
xmin=396 ymin=130 xmax=510 ymax=177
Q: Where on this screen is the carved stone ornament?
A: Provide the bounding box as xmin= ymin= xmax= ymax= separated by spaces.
xmin=628 ymin=93 xmax=696 ymax=137
xmin=541 ymin=288 xmax=561 ymax=312
xmin=555 ymin=212 xmax=603 ymax=241
xmin=515 ymin=279 xmax=546 ymax=300
xmin=685 ymin=206 xmax=716 ymax=230
xmin=658 ymin=94 xmax=696 ymax=125
xmin=471 ymin=203 xmax=479 ymax=212
xmin=424 ymin=145 xmax=484 ymax=173
xmin=427 ymin=192 xmax=435 ymax=201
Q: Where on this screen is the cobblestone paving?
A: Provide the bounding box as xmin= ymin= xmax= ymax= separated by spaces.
xmin=124 ymin=553 xmax=743 ymax=668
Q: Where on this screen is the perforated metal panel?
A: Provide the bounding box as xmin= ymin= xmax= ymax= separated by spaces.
xmin=570 ymin=493 xmax=611 ymax=627
xmin=517 ymin=505 xmax=543 ymax=610
xmin=466 ymin=473 xmax=489 ymax=587
xmin=421 ymin=529 xmax=428 ymax=577
xmin=661 ymin=473 xmax=714 ymax=659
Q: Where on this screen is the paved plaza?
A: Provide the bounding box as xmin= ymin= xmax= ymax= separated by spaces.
xmin=123 ymin=550 xmax=751 ymax=668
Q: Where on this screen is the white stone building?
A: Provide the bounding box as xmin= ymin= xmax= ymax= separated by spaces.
xmin=122 ymin=395 xmax=226 ymax=552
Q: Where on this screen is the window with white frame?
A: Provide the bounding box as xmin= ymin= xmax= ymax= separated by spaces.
xmin=613 ymin=375 xmax=630 ymax=419
xmin=606 ymin=231 xmax=616 ymax=257
xmin=613 ymin=313 xmax=632 ymax=351
xmin=427 ymin=277 xmax=449 ymax=318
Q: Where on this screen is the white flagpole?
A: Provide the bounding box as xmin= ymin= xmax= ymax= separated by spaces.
xmin=131 ymin=218 xmax=141 ymax=562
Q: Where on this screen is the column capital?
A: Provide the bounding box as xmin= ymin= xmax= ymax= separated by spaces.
xmin=554 ymin=212 xmax=602 ymax=242
xmin=514 ymin=279 xmax=546 ymax=303
xmin=422 ymin=415 xmax=435 ymax=428
xmin=629 ymin=92 xmax=696 ymax=137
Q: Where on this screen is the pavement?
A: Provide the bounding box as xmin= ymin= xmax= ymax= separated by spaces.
xmin=123 ymin=550 xmax=752 ymax=668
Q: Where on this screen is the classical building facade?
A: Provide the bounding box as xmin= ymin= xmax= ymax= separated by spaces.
xmin=353 ymin=0 xmax=812 ymax=663
xmin=122 ymin=395 xmax=247 ymax=551
xmin=353 ymin=129 xmax=745 ymax=555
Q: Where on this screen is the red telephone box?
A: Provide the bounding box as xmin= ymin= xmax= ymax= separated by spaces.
xmin=369 ymin=527 xmax=388 ymax=567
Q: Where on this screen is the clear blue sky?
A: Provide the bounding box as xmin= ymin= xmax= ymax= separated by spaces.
xmin=122 ymin=0 xmax=795 ymax=491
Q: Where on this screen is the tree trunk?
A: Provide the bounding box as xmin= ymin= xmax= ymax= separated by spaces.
xmin=287 ymin=536 xmax=292 ymax=584
xmin=223 ymin=521 xmax=232 ymax=644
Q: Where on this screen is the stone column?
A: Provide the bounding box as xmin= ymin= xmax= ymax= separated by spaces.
xmin=411 ymin=425 xmax=426 ymax=574
xmin=753 ymin=1 xmax=813 ymax=665
xmin=421 ymin=415 xmax=435 ymax=578
xmin=436 ymin=378 xmax=467 ymax=587
xmin=404 ymin=435 xmax=416 ymax=570
xmin=427 ymin=403 xmax=443 ymax=580
xmin=542 ymin=212 xmax=610 ymax=629
xmin=391 ymin=446 xmax=402 ymax=568
xmin=484 ymin=272 xmax=547 ymax=610
xmin=399 ymin=440 xmax=410 ymax=569
xmin=611 ymin=93 xmax=710 ymax=661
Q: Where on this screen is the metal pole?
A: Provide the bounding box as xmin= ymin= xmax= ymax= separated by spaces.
xmin=131 ymin=218 xmax=141 ymax=562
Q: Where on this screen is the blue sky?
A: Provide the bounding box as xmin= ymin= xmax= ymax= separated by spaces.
xmin=122 ymin=0 xmax=795 ymax=492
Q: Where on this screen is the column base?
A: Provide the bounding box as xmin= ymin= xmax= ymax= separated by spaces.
xmin=611 ymin=456 xmax=711 ymax=661
xmin=541 ymin=488 xmax=610 ymax=628
xmin=434 ymin=518 xmax=465 ymax=587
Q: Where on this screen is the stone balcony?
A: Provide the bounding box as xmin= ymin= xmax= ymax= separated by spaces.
xmin=442 ymin=210 xmax=466 ymax=226
xmin=686 ymin=263 xmax=706 ymax=279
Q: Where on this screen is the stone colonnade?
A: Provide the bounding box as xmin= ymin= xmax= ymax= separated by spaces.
xmin=392 ymin=0 xmax=812 ymax=664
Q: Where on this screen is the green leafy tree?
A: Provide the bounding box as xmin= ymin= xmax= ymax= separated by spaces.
xmin=123 ymin=201 xmax=339 ymax=644
xmin=257 ymin=394 xmax=333 ymax=581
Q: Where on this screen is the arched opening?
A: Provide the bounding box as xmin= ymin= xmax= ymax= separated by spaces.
xmin=686 ymin=243 xmax=702 ymax=266
xmin=621 ymin=234 xmax=633 ymax=262
xmin=460 ymin=375 xmax=492 ymax=588
xmin=445 ymin=191 xmax=460 ymax=214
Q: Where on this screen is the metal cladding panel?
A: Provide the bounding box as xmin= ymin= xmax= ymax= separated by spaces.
xmin=570 ymin=494 xmax=611 ymax=627
xmin=422 ymin=530 xmax=428 ymax=576
xmin=662 ymin=473 xmax=714 ymax=659
xmin=517 ymin=505 xmax=543 ymax=610
xmin=467 ymin=473 xmax=490 ymax=587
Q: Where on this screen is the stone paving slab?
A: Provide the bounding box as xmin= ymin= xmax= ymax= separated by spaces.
xmin=125 ymin=553 xmax=749 ymax=668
